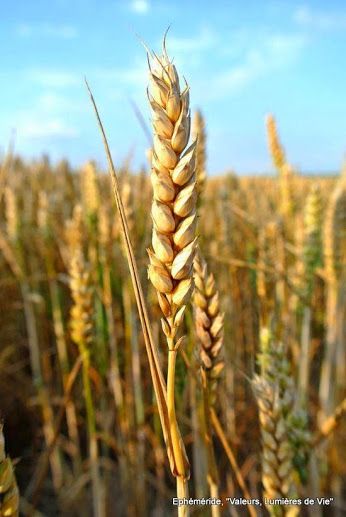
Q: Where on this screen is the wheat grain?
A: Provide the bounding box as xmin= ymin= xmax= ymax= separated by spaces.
xmin=192 ymin=110 xmax=207 ymax=196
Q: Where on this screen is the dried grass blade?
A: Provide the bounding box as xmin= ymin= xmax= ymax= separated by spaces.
xmin=85 ymin=80 xmax=178 ymax=474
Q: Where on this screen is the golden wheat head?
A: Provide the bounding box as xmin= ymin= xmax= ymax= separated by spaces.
xmin=147 ymin=43 xmax=197 ymax=351
xmin=266 ymin=114 xmax=286 ymax=172
xmin=193 ymin=252 xmax=224 ymax=402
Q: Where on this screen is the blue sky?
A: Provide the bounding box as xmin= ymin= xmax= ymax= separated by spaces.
xmin=1 ymin=0 xmax=346 ymax=174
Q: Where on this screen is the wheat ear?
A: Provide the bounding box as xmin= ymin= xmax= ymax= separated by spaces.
xmin=147 ymin=40 xmax=197 ymax=511
xmin=81 ymin=160 xmax=100 ymax=219
xmin=193 ymin=251 xmax=224 ymax=516
xmin=266 ymin=114 xmax=286 ymax=171
xmin=265 ymin=114 xmax=295 ymax=219
xmin=253 ymin=328 xmax=300 ymax=516
xmin=0 ymin=424 xmax=19 ymax=517
xmin=193 ymin=252 xmax=224 ymax=400
xmin=259 ymin=325 xmax=310 ymax=486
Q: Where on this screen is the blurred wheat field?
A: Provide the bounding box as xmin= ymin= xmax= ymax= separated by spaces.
xmin=0 ymin=53 xmax=345 ymax=517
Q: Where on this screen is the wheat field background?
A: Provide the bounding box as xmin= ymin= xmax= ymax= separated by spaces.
xmin=0 ymin=18 xmax=345 ymax=517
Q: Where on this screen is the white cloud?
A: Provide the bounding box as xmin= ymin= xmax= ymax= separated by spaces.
xmin=130 ymin=0 xmax=150 ymax=15
xmin=38 ymin=92 xmax=72 ymax=110
xmin=37 ymin=92 xmax=85 ymax=113
xmin=13 ymin=91 xmax=82 ymax=142
xmin=210 ymin=33 xmax=306 ymax=97
xmin=294 ymin=5 xmax=346 ymax=30
xmin=151 ymin=27 xmax=218 ymax=71
xmin=16 ymin=23 xmax=78 ymax=39
xmin=19 ymin=119 xmax=78 ymax=139
xmin=167 ymin=27 xmax=217 ymax=53
xmin=90 ymin=62 xmax=148 ymax=93
xmin=27 ymin=69 xmax=80 ymax=88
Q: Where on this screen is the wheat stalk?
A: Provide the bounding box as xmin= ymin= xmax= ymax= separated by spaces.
xmin=121 ymin=180 xmax=135 ymax=234
xmin=119 ymin=176 xmax=146 ymax=510
xmin=314 ymin=397 xmax=346 ymax=446
xmin=302 ymin=184 xmax=323 ymax=298
xmin=319 ymin=177 xmax=346 ymax=421
xmin=323 ymin=178 xmax=346 ymax=285
xmin=257 ymin=222 xmax=277 ymax=326
xmin=67 ymin=205 xmax=104 ymax=517
xmin=116 ymin=176 xmax=136 ymax=257
xmin=298 ymin=185 xmax=323 ymax=406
